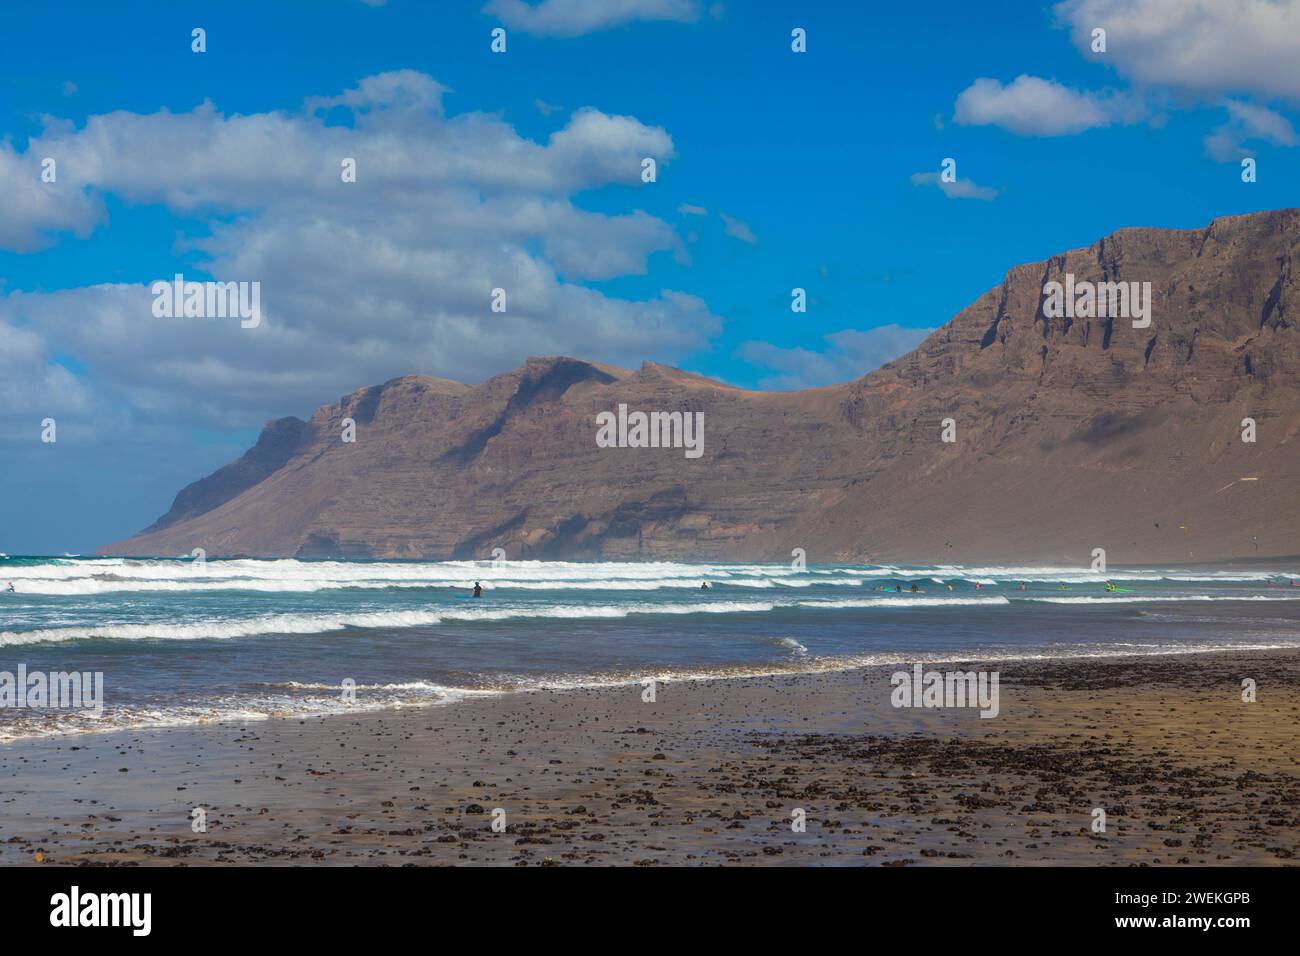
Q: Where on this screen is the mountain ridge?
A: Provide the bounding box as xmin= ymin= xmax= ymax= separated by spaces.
xmin=101 ymin=208 xmax=1300 ymax=564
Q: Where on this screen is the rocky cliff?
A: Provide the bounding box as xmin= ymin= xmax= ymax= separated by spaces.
xmin=101 ymin=209 xmax=1300 ymax=564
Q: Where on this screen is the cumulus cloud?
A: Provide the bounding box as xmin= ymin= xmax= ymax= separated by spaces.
xmin=1055 ymin=0 xmax=1300 ymax=102
xmin=547 ymin=107 xmax=675 ymax=187
xmin=739 ymin=325 xmax=935 ymax=390
xmin=0 ymin=318 xmax=96 ymax=440
xmin=909 ymin=171 xmax=999 ymax=201
xmin=1204 ymin=99 xmax=1298 ymax=161
xmin=12 ymin=89 xmax=673 ymax=220
xmin=953 ymin=3 xmax=1300 ymax=144
xmin=0 ymin=71 xmax=721 ymax=432
xmin=0 ymin=142 xmax=105 ymax=252
xmin=953 ymin=75 xmax=1133 ymax=136
xmin=484 ymin=0 xmax=701 ymax=37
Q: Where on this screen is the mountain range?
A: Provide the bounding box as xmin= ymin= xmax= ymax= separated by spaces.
xmin=101 ymin=208 xmax=1300 ymax=565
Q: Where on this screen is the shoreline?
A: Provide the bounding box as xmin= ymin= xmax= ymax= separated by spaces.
xmin=50 ymin=552 xmax=1300 ymax=569
xmin=1 ymin=647 xmax=1297 ymax=865
xmin=5 ymin=639 xmax=1300 ymax=746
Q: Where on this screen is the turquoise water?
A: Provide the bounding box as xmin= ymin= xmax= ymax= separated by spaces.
xmin=2 ymin=556 xmax=1299 ymax=740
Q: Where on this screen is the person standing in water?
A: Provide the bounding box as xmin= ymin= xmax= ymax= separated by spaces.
xmin=472 ymin=581 xmax=483 ymax=597
xmin=700 ymin=581 xmax=710 ymax=590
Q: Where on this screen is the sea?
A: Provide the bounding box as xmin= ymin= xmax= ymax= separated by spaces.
xmin=2 ymin=555 xmax=1299 ymax=740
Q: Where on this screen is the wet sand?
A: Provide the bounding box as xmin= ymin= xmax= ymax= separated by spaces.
xmin=2 ymin=649 xmax=1298 ymax=866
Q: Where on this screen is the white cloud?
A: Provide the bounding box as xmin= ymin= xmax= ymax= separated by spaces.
xmin=739 ymin=326 xmax=935 ymax=390
xmin=12 ymin=89 xmax=673 ymax=222
xmin=0 ymin=72 xmax=721 ymax=431
xmin=1056 ymin=0 xmax=1300 ymax=102
xmin=305 ymin=69 xmax=447 ymax=115
xmin=953 ymin=75 xmax=1128 ymax=136
xmin=955 ymin=3 xmax=1300 ymax=145
xmin=547 ymin=107 xmax=675 ymax=188
xmin=909 ymin=171 xmax=999 ymax=201
xmin=484 ymin=0 xmax=701 ymax=37
xmin=719 ymin=212 xmax=757 ymax=244
xmin=0 ymin=319 xmax=95 ymax=439
xmin=1204 ymin=99 xmax=1298 ymax=162
xmin=0 ymin=142 xmax=105 ymax=252
xmin=1225 ymin=100 xmax=1299 ymax=144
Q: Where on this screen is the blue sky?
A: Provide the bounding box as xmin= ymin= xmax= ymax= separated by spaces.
xmin=1 ymin=0 xmax=1298 ymax=553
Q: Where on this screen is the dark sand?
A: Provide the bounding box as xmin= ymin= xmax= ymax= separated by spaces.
xmin=2 ymin=650 xmax=1297 ymax=866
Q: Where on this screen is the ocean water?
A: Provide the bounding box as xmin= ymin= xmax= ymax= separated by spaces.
xmin=3 ymin=555 xmax=1300 ymax=741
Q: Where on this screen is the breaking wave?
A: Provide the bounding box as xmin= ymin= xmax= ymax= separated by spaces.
xmin=0 ymin=594 xmax=1013 ymax=646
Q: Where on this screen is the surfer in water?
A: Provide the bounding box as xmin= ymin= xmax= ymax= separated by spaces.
xmin=472 ymin=581 xmax=483 ymax=597
xmin=4 ymin=582 xmax=13 ymax=592
xmin=700 ymin=581 xmax=710 ymax=590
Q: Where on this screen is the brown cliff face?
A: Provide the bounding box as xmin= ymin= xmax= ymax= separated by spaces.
xmin=101 ymin=209 xmax=1300 ymax=564
xmin=141 ymin=416 xmax=309 ymax=534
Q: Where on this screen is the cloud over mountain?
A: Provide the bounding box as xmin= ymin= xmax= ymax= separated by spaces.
xmin=0 ymin=71 xmax=720 ymax=433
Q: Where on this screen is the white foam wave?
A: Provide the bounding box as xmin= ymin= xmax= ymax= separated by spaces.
xmin=6 ymin=557 xmax=1295 ymax=602
xmin=0 ymin=594 xmax=1013 ymax=646
xmin=8 ymin=636 xmax=1300 ymax=743
xmin=0 ymin=681 xmax=498 ymax=742
xmin=771 ymin=636 xmax=809 ymax=656
xmin=1025 ymin=594 xmax=1300 ymax=604
xmin=4 ymin=574 xmax=877 ymax=596
xmin=808 ymin=596 xmax=1010 ymax=608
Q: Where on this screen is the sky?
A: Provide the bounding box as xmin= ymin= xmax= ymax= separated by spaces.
xmin=1 ymin=0 xmax=1298 ymax=554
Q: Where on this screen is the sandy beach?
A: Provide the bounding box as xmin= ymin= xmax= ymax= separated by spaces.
xmin=2 ymin=649 xmax=1297 ymax=866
